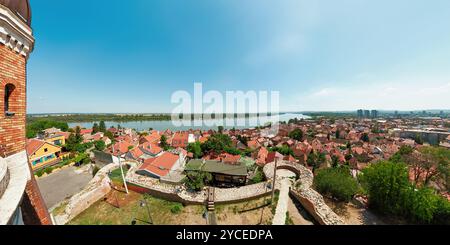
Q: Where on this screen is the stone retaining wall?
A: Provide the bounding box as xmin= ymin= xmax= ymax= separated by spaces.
xmin=126 ymin=165 xmax=271 ymax=205
xmin=53 ymin=163 xmax=119 ymax=225
xmin=263 ymin=161 xmax=345 ymax=225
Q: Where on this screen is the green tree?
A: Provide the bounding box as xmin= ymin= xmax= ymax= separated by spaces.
xmin=187 ymin=142 xmax=203 ymax=159
xmin=335 ymin=129 xmax=341 ymax=139
xmin=218 ymin=126 xmax=224 ymax=134
xmin=331 ymin=155 xmax=340 ymax=168
xmin=184 ymin=172 xmax=212 ymax=191
xmin=314 ymin=167 xmax=359 ymax=202
xmin=160 ymin=135 xmax=170 ymax=151
xmin=104 ymin=130 xmax=114 ymax=141
xmin=361 ymin=133 xmax=370 ymax=142
xmin=26 ymin=120 xmax=69 ymax=139
xmin=94 ymin=140 xmax=106 ymax=151
xmin=270 ymin=145 xmax=294 ymax=157
xmin=307 ymin=151 xmax=326 ymax=173
xmin=65 ymin=127 xmax=83 ymax=152
xmin=92 ymin=123 xmax=99 ymax=134
xmin=415 ymin=146 xmax=450 ymax=187
xmin=201 ymin=134 xmax=233 ymax=154
xmin=390 ymin=145 xmax=414 ymax=164
xmin=360 ymin=160 xmax=450 ymax=224
xmin=288 ymin=129 xmax=304 ymax=141
xmin=359 ymin=161 xmax=410 ymax=215
xmin=99 ymin=121 xmax=106 ymax=132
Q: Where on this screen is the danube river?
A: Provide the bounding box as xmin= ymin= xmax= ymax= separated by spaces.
xmin=68 ymin=113 xmax=310 ymax=131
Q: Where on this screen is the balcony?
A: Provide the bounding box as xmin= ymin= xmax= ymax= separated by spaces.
xmin=0 ymin=151 xmax=30 ymax=225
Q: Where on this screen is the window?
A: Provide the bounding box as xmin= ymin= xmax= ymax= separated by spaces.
xmin=4 ymin=84 xmax=15 ymax=116
xmin=44 ymin=148 xmax=48 ymax=153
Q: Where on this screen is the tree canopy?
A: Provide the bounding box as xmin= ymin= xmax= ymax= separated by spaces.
xmin=26 ymin=120 xmax=69 ymax=139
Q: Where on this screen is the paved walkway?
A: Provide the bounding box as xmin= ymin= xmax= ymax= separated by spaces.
xmin=272 ymin=170 xmax=296 ymax=225
xmin=37 ymin=165 xmax=93 ymax=209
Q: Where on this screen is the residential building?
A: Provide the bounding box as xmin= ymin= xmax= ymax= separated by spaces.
xmin=136 ymin=152 xmax=185 ymax=179
xmin=26 ymin=139 xmax=62 ymax=170
xmin=171 ymin=132 xmax=189 ymax=148
xmin=185 ymin=159 xmax=247 ymax=187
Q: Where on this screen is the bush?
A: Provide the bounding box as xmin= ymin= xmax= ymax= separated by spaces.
xmin=249 ymin=167 xmax=265 ymax=184
xmin=359 ymin=161 xmax=450 ymax=224
xmin=184 ymin=172 xmax=212 ymax=191
xmin=170 ymin=203 xmax=183 ymax=214
xmin=359 ymin=161 xmax=410 ymax=214
xmin=35 ymin=169 xmax=44 ymax=177
xmin=314 ymin=167 xmax=359 ymax=202
xmin=94 ymin=140 xmax=106 ymax=151
xmin=44 ymin=167 xmax=54 ymax=175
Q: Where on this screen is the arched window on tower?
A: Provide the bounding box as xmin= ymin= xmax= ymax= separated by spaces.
xmin=4 ymin=84 xmax=16 ymax=116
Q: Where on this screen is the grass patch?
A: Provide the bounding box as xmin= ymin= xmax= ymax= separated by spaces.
xmin=52 ymin=202 xmax=68 ymax=216
xmin=285 ymin=212 xmax=294 ymax=225
xmin=109 ymin=166 xmax=129 ymax=184
xmin=69 ymin=191 xmax=204 ymax=225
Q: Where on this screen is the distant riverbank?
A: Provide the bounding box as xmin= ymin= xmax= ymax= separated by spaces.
xmin=64 ymin=113 xmax=311 ymax=132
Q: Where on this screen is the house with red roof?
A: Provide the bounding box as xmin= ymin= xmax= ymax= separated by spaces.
xmin=139 ymin=142 xmax=163 ymax=157
xmin=125 ymin=147 xmax=144 ymax=162
xmin=111 ymin=141 xmax=133 ymax=156
xmin=79 ymin=128 xmax=93 ymax=135
xmin=171 ymin=132 xmax=189 ymax=148
xmin=136 ymin=152 xmax=185 ymax=179
xmin=266 ymin=151 xmax=284 ymax=164
xmin=139 ymin=130 xmax=161 ymax=145
xmin=26 ymin=139 xmax=62 ymax=170
xmin=256 ymin=147 xmax=269 ymax=166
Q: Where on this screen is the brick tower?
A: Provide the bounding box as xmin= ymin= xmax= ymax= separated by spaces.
xmin=0 ymin=0 xmax=52 ymax=225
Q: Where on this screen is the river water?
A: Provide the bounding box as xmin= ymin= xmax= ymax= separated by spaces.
xmin=68 ymin=113 xmax=310 ymax=131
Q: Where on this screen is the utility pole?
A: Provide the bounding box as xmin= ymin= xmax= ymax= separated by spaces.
xmin=112 ymin=144 xmax=129 ymax=194
xmin=271 ymin=158 xmax=278 ymax=204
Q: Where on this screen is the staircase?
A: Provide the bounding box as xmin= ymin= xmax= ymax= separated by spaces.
xmin=207 ymin=187 xmax=217 ymax=225
xmin=207 ymin=187 xmax=215 ymax=211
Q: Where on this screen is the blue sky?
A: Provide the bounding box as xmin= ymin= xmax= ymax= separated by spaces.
xmin=27 ymin=0 xmax=450 ymax=113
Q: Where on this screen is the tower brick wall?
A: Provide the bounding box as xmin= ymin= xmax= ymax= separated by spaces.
xmin=0 ymin=43 xmax=27 ymax=158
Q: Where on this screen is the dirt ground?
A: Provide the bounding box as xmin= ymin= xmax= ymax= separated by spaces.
xmin=69 ymin=190 xmax=206 ymax=225
xmin=215 ymin=197 xmax=274 ymax=225
xmin=324 ymin=198 xmax=386 ymax=225
xmin=287 ymin=197 xmax=314 ymax=225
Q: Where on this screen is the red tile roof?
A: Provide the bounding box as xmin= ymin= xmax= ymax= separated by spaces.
xmin=55 ymin=131 xmax=71 ymax=140
xmin=139 ymin=152 xmax=180 ymax=177
xmin=256 ymin=147 xmax=269 ymax=166
xmin=247 ymin=140 xmax=260 ymax=149
xmin=80 ymin=129 xmax=93 ymax=135
xmin=129 ymin=147 xmax=144 ymax=159
xmin=112 ymin=141 xmax=133 ymax=156
xmin=141 ymin=131 xmax=160 ymax=144
xmin=26 ymin=139 xmax=45 ymax=156
xmin=140 ymin=142 xmax=162 ymax=155
xmin=171 ymin=132 xmax=189 ymax=148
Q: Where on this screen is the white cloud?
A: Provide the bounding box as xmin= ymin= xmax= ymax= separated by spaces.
xmin=285 ymin=76 xmax=450 ymax=111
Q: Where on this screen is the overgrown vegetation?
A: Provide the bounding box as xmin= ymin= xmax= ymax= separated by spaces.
xmin=249 ymin=167 xmax=265 ymax=184
xmin=170 ymin=203 xmax=184 ymax=214
xmin=314 ymin=167 xmax=359 ymax=202
xmin=184 ymin=171 xmax=212 ymax=191
xmin=359 ymin=161 xmax=450 ymax=224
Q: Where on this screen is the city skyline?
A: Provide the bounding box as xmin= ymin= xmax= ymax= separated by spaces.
xmin=28 ymin=0 xmax=450 ymax=113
